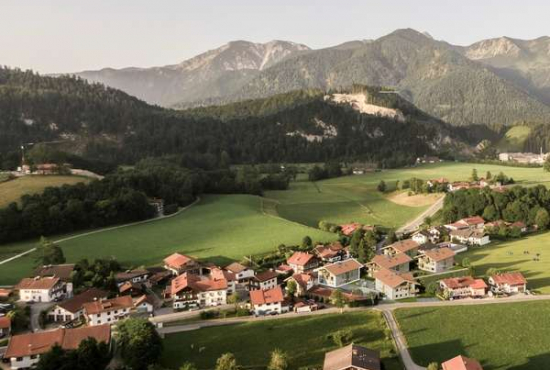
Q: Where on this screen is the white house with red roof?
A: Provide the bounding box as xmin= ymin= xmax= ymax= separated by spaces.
xmin=374 ymin=269 xmax=417 ymax=300
xmin=168 ymin=272 xmax=228 ymax=310
xmin=450 ymin=229 xmax=490 ymax=246
xmin=367 ymin=253 xmax=412 ymax=277
xmin=439 ymin=277 xmax=487 ymax=299
xmin=314 ymin=242 xmax=349 ymax=263
xmin=287 ymin=252 xmax=319 ymax=273
xmin=382 ymin=239 xmax=420 ymax=258
xmin=249 ymin=286 xmax=288 ymax=316
xmin=315 ymin=259 xmax=363 ymax=288
xmin=82 ymin=296 xmax=133 ymax=326
xmin=418 ymin=247 xmax=455 ymax=273
xmin=209 ymin=267 xmax=237 ymax=295
xmin=285 ymin=272 xmax=316 ymax=297
xmin=163 ymin=253 xmax=201 ymax=276
xmin=442 ymin=355 xmax=483 ymax=370
xmin=15 ymin=276 xmax=68 ymax=303
xmin=249 ymin=270 xmax=279 ymax=291
xmin=445 ymin=216 xmax=485 ymax=231
xmin=224 ymin=262 xmax=255 ymax=282
xmin=488 ymin=272 xmax=527 ymax=294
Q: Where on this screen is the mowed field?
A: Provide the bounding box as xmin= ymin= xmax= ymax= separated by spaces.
xmin=0 ymin=175 xmax=89 ymax=208
xmin=0 ymin=194 xmax=336 ymax=285
xmin=395 ymin=301 xmax=550 ymax=369
xmin=161 ymin=311 xmax=401 ymax=370
xmin=266 ymin=162 xmax=550 ymax=229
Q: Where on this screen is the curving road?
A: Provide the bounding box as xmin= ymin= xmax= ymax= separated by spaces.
xmin=397 ymin=196 xmax=445 ymax=236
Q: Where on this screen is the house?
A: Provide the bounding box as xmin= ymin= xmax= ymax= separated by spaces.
xmin=4 ymin=325 xmax=111 ymax=370
xmin=133 ymin=294 xmax=155 ymax=313
xmin=287 ymin=252 xmax=319 ymax=273
xmin=426 ymin=178 xmax=449 ymax=188
xmin=442 ymin=355 xmax=483 ymax=370
xmin=293 ymin=300 xmax=318 ymax=313
xmin=323 ymin=344 xmax=381 ymax=370
xmin=0 ymin=288 xmax=13 ymax=299
xmin=249 ymin=270 xmax=279 ymax=291
xmin=316 ymin=259 xmax=363 ymax=288
xmin=418 ymin=247 xmax=455 ymax=273
xmin=314 ymin=242 xmax=348 ymax=263
xmin=163 ymin=253 xmax=201 ymax=276
xmin=411 ymin=230 xmax=430 ymax=245
xmin=47 ymin=288 xmax=109 ymax=323
xmin=114 ymin=269 xmax=150 ymax=287
xmin=374 ymin=269 xmax=417 ymax=300
xmin=168 ymin=272 xmax=228 ymax=310
xmin=210 ymin=267 xmax=237 ymax=295
xmin=340 ymin=223 xmax=361 ymax=236
xmin=439 ymin=277 xmax=487 ymax=299
xmin=510 ymin=221 xmax=528 ymax=233
xmin=34 ymin=264 xmax=75 ymax=298
xmin=428 ymin=226 xmax=446 ymax=243
xmin=450 ymin=229 xmax=491 ymax=246
xmin=82 ymin=296 xmax=133 ymax=326
xmin=249 ymin=286 xmax=289 ymax=316
xmin=224 ymin=262 xmax=255 ymax=283
xmin=448 ymin=182 xmax=474 ymax=192
xmin=445 ymin=216 xmax=485 ymax=231
xmin=118 ymin=281 xmax=144 ymax=297
xmin=147 ymin=269 xmax=172 ymax=286
xmin=275 ymin=264 xmax=294 ymax=275
xmin=367 ymin=253 xmax=412 ymax=277
xmin=488 ymin=272 xmax=527 ymax=294
xmin=383 ymin=239 xmax=420 ymax=258
xmin=15 ymin=277 xmax=68 ymax=303
xmin=0 ymin=316 xmax=10 ymax=337
xmin=285 ymin=272 xmax=316 ymax=297
xmin=416 ymin=156 xmax=441 ymax=164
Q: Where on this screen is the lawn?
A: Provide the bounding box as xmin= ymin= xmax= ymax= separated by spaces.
xmin=496 ymin=126 xmax=532 ymax=152
xmin=461 ymin=232 xmax=550 ymax=294
xmin=395 ymin=301 xmax=550 ymax=369
xmin=0 ymin=194 xmax=336 ymax=285
xmin=0 ymin=175 xmax=89 ymax=208
xmin=161 ymin=311 xmax=401 ymax=370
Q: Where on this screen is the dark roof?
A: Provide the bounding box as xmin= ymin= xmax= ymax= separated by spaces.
xmin=114 ymin=269 xmax=149 ymax=282
xmin=323 ymin=344 xmax=380 ymax=370
xmin=34 ymin=264 xmax=75 ymax=281
xmin=57 ymin=288 xmax=109 ymax=313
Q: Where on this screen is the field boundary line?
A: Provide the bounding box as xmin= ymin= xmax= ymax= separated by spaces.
xmin=259 ymin=196 xmax=334 ymax=233
xmin=0 ymin=197 xmax=201 ymax=267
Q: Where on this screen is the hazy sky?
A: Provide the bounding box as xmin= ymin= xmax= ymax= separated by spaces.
xmin=2 ymin=0 xmax=550 ymax=74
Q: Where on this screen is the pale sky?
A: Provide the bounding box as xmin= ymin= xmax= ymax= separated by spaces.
xmin=1 ymin=0 xmax=549 ymax=74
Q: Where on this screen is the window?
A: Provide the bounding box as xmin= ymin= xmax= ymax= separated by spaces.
xmin=31 ymin=355 xmax=38 ymax=359
xmin=16 ymin=357 xmax=23 ymax=362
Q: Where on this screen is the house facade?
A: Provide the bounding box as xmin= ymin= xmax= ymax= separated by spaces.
xmin=418 ymin=247 xmax=455 ymax=273
xmin=249 ymin=270 xmax=279 ymax=291
xmin=367 ymin=253 xmax=411 ymax=277
xmin=169 ymin=272 xmax=228 ymax=310
xmin=285 ymin=272 xmax=316 ymax=297
xmin=16 ymin=277 xmax=68 ymax=303
xmin=450 ymin=229 xmax=490 ymax=246
xmin=163 ymin=253 xmax=201 ymax=276
xmin=439 ymin=277 xmax=487 ymax=299
xmin=114 ymin=269 xmax=150 ymax=287
xmin=314 ymin=242 xmax=348 ymax=263
xmin=47 ymin=288 xmax=109 ymax=323
xmin=316 ymin=259 xmax=362 ymax=288
xmin=488 ymin=272 xmax=527 ymax=294
xmin=224 ymin=262 xmax=255 ymax=282
xmin=249 ymin=286 xmax=288 ymax=316
xmin=287 ymin=252 xmax=319 ymax=273
xmin=82 ymin=296 xmax=133 ymax=326
xmin=34 ymin=264 xmax=75 ymax=298
xmin=374 ymin=269 xmax=417 ymax=300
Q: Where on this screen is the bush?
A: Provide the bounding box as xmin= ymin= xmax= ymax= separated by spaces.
xmin=163 ymin=203 xmax=178 ymax=215
xmin=331 ymin=329 xmax=353 ymax=347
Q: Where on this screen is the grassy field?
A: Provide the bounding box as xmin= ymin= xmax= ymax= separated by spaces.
xmin=0 ymin=175 xmax=89 ymax=208
xmin=395 ymin=301 xmax=550 ymax=369
xmin=461 ymin=232 xmax=550 ymax=294
xmin=496 ymin=126 xmax=531 ymax=152
xmin=0 ymin=194 xmax=336 ymax=285
xmin=161 ymin=311 xmax=401 ymax=370
xmin=266 ymin=162 xmax=550 ymax=229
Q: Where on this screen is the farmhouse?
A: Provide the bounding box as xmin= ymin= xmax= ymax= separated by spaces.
xmin=314 ymin=242 xmax=348 ymax=263
xmin=0 ymin=316 xmax=10 ymax=337
xmin=169 ymin=272 xmax=228 ymax=310
xmin=445 ymin=216 xmax=485 ymax=231
xmin=34 ymin=264 xmax=75 ymax=296
xmin=418 ymin=247 xmax=455 ymax=273
xmin=287 ymin=252 xmax=319 ymax=273
xmin=249 ymin=286 xmax=289 ymax=316
xmin=293 ymin=300 xmax=318 ymax=313
xmin=367 ymin=253 xmax=411 ymax=276
xmin=441 ymin=355 xmax=483 ymax=370
xmin=209 ymin=267 xmax=237 ymax=294
xmin=133 ymin=294 xmax=155 ymax=313
xmin=340 ymin=223 xmax=361 ymax=236
xmin=224 ymin=262 xmax=255 ymax=282
xmin=114 ymin=269 xmax=150 ymax=287
xmin=285 ymin=272 xmax=316 ymax=297
xmin=439 ymin=277 xmax=487 ymax=299
xmin=323 ymin=344 xmax=381 ymax=370
xmin=383 ymin=239 xmax=420 ymax=258
xmin=248 ymin=270 xmax=279 ymax=291
xmin=374 ymin=269 xmax=417 ymax=300
xmin=15 ymin=276 xmax=68 ymax=303
xmin=411 ymin=230 xmax=430 ymax=245
xmin=82 ymin=296 xmax=133 ymax=326
xmin=47 ymin=288 xmax=109 ymax=323
xmin=316 ymin=259 xmax=362 ymax=288
xmin=4 ymin=325 xmax=111 ymax=370
xmin=450 ymin=229 xmax=491 ymax=246
xmin=163 ymin=253 xmax=201 ymax=276
xmin=488 ymin=272 xmax=527 ymax=294
xmin=0 ymin=288 xmax=13 ymax=299
xmin=427 ymin=177 xmax=449 ymax=188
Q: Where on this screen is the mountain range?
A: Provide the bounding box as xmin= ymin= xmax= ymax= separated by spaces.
xmin=73 ymin=29 xmax=550 ymax=129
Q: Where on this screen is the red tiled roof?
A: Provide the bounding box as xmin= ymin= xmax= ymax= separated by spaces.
xmin=374 ymin=269 xmax=415 ymax=289
xmin=320 ymin=259 xmax=363 ymax=276
xmin=0 ymin=288 xmax=12 ymax=298
xmin=422 ymin=247 xmax=455 ymax=262
xmin=34 ymin=264 xmax=75 ymax=281
xmin=340 ymin=223 xmax=361 ymax=236
xmin=0 ymin=316 xmax=10 ymax=329
xmin=163 ymin=253 xmax=197 ymax=269
xmin=16 ymin=277 xmax=60 ymax=291
xmin=462 ymin=216 xmax=485 ymax=225
xmin=82 ymin=296 xmax=133 ymax=315
xmin=442 ymin=355 xmax=483 ymax=370
xmin=388 ymin=239 xmax=419 ymax=253
xmin=210 ymin=267 xmax=237 ymax=282
xmin=289 ymin=272 xmax=315 ymax=290
xmin=314 ymin=243 xmax=344 ymax=259
xmin=440 ymin=277 xmax=487 ymax=290
xmin=5 ymin=325 xmax=111 ymax=358
xmin=170 ymin=272 xmax=228 ymax=295
xmin=491 ymin=272 xmax=527 ymax=286
xmin=371 ymin=254 xmax=412 ymax=269
xmin=287 ymin=252 xmax=316 ymax=267
xmin=225 ymin=262 xmax=248 ymax=274
xmin=250 ymin=286 xmax=284 ymax=306
xmin=276 ymin=264 xmax=294 ymax=273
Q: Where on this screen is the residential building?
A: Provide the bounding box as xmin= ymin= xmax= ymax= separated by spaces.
xmin=82 ymin=296 xmax=133 ymax=326
xmin=383 ymin=239 xmax=420 ymax=258
xmin=0 ymin=316 xmax=10 ymax=337
xmin=163 ymin=253 xmax=201 ymax=275
xmin=210 ymin=267 xmax=237 ymax=295
xmin=488 ymin=272 xmax=527 ymax=294
xmin=374 ymin=269 xmax=416 ymax=300
xmin=367 ymin=253 xmax=411 ymax=277
xmin=314 ymin=242 xmax=348 ymax=263
xmin=316 ymin=259 xmax=363 ymax=288
xmin=418 ymin=247 xmax=455 ymax=273
xmin=445 ymin=216 xmax=485 ymax=231
xmin=224 ymin=262 xmax=255 ymax=282
xmin=293 ymin=300 xmax=318 ymax=313
xmin=15 ymin=277 xmax=68 ymax=303
xmin=249 ymin=270 xmax=279 ymax=291
xmin=285 ymin=272 xmax=316 ymax=297
xmin=47 ymin=288 xmax=109 ymax=323
xmin=323 ymin=344 xmax=381 ymax=370
xmin=114 ymin=269 xmax=150 ymax=287
xmin=249 ymin=286 xmax=288 ymax=316
xmin=34 ymin=264 xmax=75 ymax=298
xmin=0 ymin=288 xmax=12 ymax=299
xmin=439 ymin=277 xmax=487 ymax=299
xmin=426 ymin=178 xmax=449 ymax=188
xmin=118 ymin=281 xmax=144 ymax=297
xmin=287 ymin=252 xmax=319 ymax=273
xmin=340 ymin=223 xmax=361 ymax=236
xmin=442 ymin=355 xmax=483 ymax=370
xmin=450 ymin=229 xmax=490 ymax=246
xmin=133 ymin=294 xmax=155 ymax=314
xmin=169 ymin=273 xmax=228 ymax=310
xmin=4 ymin=325 xmax=111 ymax=370
xmin=411 ymin=230 xmax=430 ymax=245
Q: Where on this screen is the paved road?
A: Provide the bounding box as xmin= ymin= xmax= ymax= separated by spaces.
xmin=397 ymin=196 xmax=444 ymax=236
xmin=383 ymin=311 xmax=425 ymax=370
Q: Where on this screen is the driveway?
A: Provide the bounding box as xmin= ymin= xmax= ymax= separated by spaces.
xmin=30 ymin=302 xmax=54 ymax=332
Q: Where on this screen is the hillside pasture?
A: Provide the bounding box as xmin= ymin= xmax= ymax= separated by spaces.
xmin=161 ymin=311 xmax=401 ymax=370
xmin=496 ymin=125 xmax=531 ymax=152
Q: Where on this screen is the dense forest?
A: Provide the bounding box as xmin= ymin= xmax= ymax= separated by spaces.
xmin=0 ymin=67 xmax=471 ymax=169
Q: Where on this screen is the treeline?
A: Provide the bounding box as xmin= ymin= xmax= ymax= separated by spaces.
xmin=308 ymin=163 xmax=345 ymax=181
xmin=441 ymin=186 xmax=550 ymax=229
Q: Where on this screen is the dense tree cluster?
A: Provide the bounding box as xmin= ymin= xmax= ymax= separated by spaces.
xmin=35 ymin=338 xmax=111 ymax=370
xmin=71 ymin=258 xmax=122 ymax=293
xmin=117 ymin=319 xmax=163 ymax=370
xmin=308 ymin=163 xmax=344 ymax=181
